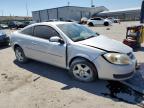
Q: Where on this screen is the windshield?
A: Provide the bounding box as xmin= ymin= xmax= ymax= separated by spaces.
xmin=57 ymin=23 xmax=98 ymax=42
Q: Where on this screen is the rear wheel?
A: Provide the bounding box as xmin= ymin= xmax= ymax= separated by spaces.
xmin=104 ymin=22 xmax=109 ymax=26
xmin=14 ymin=47 xmax=28 ymax=63
xmin=88 ymin=22 xmax=94 ymax=27
xmin=69 ymin=59 xmax=98 ymax=82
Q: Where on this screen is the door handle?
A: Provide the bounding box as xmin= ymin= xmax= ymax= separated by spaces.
xmin=32 ymin=42 xmax=37 ymax=45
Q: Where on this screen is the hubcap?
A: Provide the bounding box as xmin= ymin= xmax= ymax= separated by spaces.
xmin=15 ymin=49 xmax=24 ymax=62
xmin=73 ymin=64 xmax=93 ymax=81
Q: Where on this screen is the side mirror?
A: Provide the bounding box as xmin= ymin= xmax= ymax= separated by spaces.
xmin=49 ymin=36 xmax=64 ymax=44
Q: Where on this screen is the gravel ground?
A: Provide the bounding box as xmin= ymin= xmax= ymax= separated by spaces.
xmin=0 ymin=21 xmax=144 ymax=108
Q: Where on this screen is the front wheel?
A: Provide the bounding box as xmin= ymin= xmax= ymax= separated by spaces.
xmin=114 ymin=20 xmax=117 ymax=23
xmin=69 ymin=59 xmax=98 ymax=82
xmin=14 ymin=47 xmax=28 ymax=63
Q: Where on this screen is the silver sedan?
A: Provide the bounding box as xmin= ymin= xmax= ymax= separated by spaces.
xmin=10 ymin=22 xmax=137 ymax=82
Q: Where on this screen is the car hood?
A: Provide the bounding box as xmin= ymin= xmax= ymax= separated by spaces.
xmin=77 ymin=35 xmax=132 ymax=54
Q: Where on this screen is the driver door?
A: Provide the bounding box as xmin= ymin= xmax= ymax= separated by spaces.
xmin=93 ymin=18 xmax=103 ymax=25
xmin=28 ymin=25 xmax=66 ymax=68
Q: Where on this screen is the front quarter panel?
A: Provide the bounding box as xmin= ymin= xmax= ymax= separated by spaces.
xmin=10 ymin=32 xmax=21 ymax=49
xmin=67 ymin=43 xmax=105 ymax=68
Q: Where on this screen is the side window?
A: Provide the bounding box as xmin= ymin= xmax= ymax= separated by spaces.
xmin=94 ymin=18 xmax=101 ymax=20
xmin=90 ymin=18 xmax=95 ymax=20
xmin=33 ymin=25 xmax=59 ymax=39
xmin=21 ymin=27 xmax=33 ymax=36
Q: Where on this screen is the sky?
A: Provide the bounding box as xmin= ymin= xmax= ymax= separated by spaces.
xmin=0 ymin=0 xmax=143 ymax=16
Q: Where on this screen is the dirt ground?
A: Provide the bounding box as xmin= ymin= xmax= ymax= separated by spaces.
xmin=0 ymin=21 xmax=144 ymax=108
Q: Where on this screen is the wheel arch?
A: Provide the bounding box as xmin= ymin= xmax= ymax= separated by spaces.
xmin=88 ymin=22 xmax=94 ymax=26
xmin=13 ymin=44 xmax=22 ymax=51
xmin=68 ymin=56 xmax=99 ymax=80
xmin=69 ymin=56 xmax=97 ymax=71
xmin=104 ymin=21 xmax=109 ymax=24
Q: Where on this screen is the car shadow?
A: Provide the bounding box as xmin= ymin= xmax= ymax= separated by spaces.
xmin=14 ymin=60 xmax=144 ymax=105
xmin=133 ymin=46 xmax=144 ymax=52
xmin=0 ymin=45 xmax=10 ymax=50
xmin=88 ymin=25 xmax=112 ymax=28
xmin=139 ymin=46 xmax=144 ymax=52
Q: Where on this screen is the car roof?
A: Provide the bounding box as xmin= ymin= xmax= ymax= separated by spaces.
xmin=91 ymin=17 xmax=103 ymax=18
xmin=20 ymin=21 xmax=75 ymax=32
xmin=32 ymin=21 xmax=74 ymax=26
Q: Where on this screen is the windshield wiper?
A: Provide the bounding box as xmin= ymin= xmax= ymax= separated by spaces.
xmin=85 ymin=35 xmax=95 ymax=39
xmin=75 ymin=35 xmax=96 ymax=42
xmin=74 ymin=38 xmax=85 ymax=42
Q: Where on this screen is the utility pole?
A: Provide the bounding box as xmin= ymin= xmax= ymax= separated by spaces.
xmin=91 ymin=0 xmax=93 ymax=7
xmin=26 ymin=2 xmax=29 ymax=17
xmin=2 ymin=10 xmax=3 ymax=16
xmin=68 ymin=1 xmax=70 ymax=6
xmin=1 ymin=10 xmax=4 ymax=16
xmin=91 ymin=0 xmax=95 ymax=7
xmin=9 ymin=13 xmax=12 ymax=21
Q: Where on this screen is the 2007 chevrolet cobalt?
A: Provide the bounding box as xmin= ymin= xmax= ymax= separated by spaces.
xmin=10 ymin=22 xmax=137 ymax=82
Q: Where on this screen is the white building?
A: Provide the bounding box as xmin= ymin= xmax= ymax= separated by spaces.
xmin=96 ymin=7 xmax=141 ymax=21
xmin=32 ymin=6 xmax=108 ymax=22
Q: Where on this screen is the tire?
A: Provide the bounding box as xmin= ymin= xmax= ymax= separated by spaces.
xmin=104 ymin=22 xmax=109 ymax=26
xmin=114 ymin=20 xmax=117 ymax=23
xmin=88 ymin=22 xmax=94 ymax=27
xmin=81 ymin=21 xmax=84 ymax=24
xmin=14 ymin=47 xmax=28 ymax=63
xmin=69 ymin=59 xmax=98 ymax=82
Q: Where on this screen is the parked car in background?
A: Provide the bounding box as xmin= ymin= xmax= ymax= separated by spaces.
xmin=23 ymin=21 xmax=36 ymax=26
xmin=8 ymin=21 xmax=26 ymax=29
xmin=87 ymin=17 xmax=112 ymax=26
xmin=106 ymin=17 xmax=120 ymax=23
xmin=0 ymin=24 xmax=9 ymax=29
xmin=11 ymin=22 xmax=137 ymax=82
xmin=23 ymin=21 xmax=31 ymax=27
xmin=0 ymin=30 xmax=9 ymax=46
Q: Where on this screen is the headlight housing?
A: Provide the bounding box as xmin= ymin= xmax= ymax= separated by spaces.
xmin=103 ymin=53 xmax=132 ymax=65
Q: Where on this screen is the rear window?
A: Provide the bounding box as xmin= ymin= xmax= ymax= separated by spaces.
xmin=33 ymin=25 xmax=59 ymax=39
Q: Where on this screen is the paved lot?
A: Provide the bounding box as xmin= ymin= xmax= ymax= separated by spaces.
xmin=0 ymin=21 xmax=144 ymax=108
